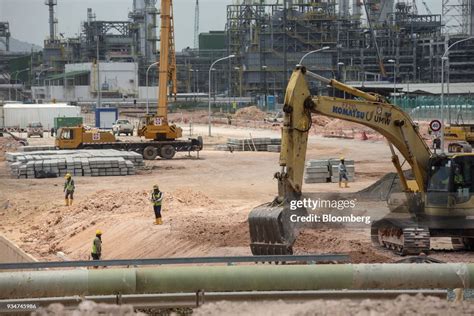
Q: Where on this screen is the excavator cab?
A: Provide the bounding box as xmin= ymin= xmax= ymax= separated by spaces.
xmin=426 ymin=155 xmax=474 ymax=207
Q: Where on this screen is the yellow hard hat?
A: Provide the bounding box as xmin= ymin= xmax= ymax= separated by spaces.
xmin=65 ymin=173 xmax=71 ymax=179
xmin=96 ymin=229 xmax=102 ymax=235
xmin=340 ymin=156 xmax=345 ymax=160
xmin=153 ymin=184 xmax=159 ymax=190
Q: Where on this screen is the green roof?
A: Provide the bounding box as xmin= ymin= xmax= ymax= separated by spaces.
xmin=45 ymin=70 xmax=90 ymax=81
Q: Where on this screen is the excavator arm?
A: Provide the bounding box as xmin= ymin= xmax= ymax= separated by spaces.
xmin=249 ymin=67 xmax=433 ymax=255
xmin=279 ymin=67 xmax=431 ymax=200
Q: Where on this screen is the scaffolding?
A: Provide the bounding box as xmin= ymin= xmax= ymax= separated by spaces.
xmin=442 ymin=0 xmax=472 ymax=35
xmin=81 ymin=19 xmax=136 ymax=62
xmin=222 ymin=0 xmax=460 ymax=99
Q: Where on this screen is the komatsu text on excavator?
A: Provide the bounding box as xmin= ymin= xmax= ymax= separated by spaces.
xmin=249 ymin=67 xmax=474 ymax=256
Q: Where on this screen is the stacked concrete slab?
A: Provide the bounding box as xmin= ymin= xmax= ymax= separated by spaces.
xmin=18 ymin=145 xmax=57 ymax=152
xmin=5 ymin=149 xmax=144 ymax=179
xmin=217 ymin=138 xmax=281 ymax=152
xmin=304 ymin=160 xmax=330 ymax=183
xmin=304 ymin=158 xmax=355 ymax=184
xmin=267 ymin=144 xmax=281 ymax=152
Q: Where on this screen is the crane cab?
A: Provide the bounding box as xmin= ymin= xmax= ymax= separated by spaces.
xmin=137 ymin=115 xmax=182 ymax=141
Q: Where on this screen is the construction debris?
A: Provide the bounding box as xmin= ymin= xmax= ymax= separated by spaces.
xmin=5 ymin=149 xmax=144 ymax=179
xmin=305 ymin=158 xmax=355 ymax=184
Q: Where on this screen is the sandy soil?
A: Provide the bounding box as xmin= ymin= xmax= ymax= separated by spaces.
xmin=193 ymin=294 xmax=474 ymax=316
xmin=0 ymin=122 xmax=469 ymax=264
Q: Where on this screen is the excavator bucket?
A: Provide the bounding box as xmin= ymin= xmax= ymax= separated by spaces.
xmin=248 ymin=202 xmax=308 ymax=255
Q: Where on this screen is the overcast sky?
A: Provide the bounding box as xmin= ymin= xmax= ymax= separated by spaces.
xmin=0 ymin=0 xmax=443 ymax=50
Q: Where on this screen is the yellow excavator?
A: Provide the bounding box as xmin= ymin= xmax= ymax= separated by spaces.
xmin=138 ymin=0 xmax=181 ymax=141
xmin=249 ymin=67 xmax=474 ymax=256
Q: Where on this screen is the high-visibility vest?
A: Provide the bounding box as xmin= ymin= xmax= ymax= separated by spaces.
xmin=454 ymin=174 xmax=464 ymax=185
xmin=91 ymin=237 xmax=101 ymax=254
xmin=151 ymin=191 xmax=163 ymax=206
xmin=64 ymin=179 xmax=75 ymax=192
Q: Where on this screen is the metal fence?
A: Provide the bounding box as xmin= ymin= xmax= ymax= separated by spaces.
xmin=391 ymin=96 xmax=474 ymax=123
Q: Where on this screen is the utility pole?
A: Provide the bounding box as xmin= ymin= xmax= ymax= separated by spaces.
xmin=262 ymin=66 xmax=268 ymax=110
xmin=440 ymin=36 xmax=474 ymax=153
xmin=208 ymin=55 xmax=235 ymax=136
xmin=388 ymin=59 xmax=396 ymax=104
xmin=96 ymin=35 xmax=101 ymax=109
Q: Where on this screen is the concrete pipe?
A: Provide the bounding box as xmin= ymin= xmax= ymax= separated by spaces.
xmin=1 ymin=264 xmax=474 ymax=299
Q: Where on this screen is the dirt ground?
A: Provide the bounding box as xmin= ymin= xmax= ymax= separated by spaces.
xmin=2 ymin=117 xmax=474 ymax=315
xmin=193 ymin=294 xmax=474 ymax=316
xmin=0 ymin=121 xmax=470 ymax=264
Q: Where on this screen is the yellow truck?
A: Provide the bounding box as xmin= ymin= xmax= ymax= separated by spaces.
xmin=55 ymin=126 xmax=202 ymax=160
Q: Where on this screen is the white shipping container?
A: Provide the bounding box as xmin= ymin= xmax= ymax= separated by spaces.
xmin=3 ymin=104 xmax=81 ymax=129
xmin=0 ymin=106 xmax=4 ymax=129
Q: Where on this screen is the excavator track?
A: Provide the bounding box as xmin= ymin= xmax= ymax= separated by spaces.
xmin=248 ymin=202 xmax=308 ymax=255
xmin=371 ymin=218 xmax=430 ymax=255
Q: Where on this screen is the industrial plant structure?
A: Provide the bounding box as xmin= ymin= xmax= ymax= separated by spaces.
xmin=0 ymin=0 xmax=473 ymax=105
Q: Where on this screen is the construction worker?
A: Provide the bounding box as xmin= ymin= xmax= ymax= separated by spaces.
xmin=63 ymin=173 xmax=75 ymax=206
xmin=232 ymin=101 xmax=237 ymax=113
xmin=91 ymin=230 xmax=102 ymax=268
xmin=150 ymin=185 xmax=164 ymax=225
xmin=338 ymin=157 xmax=349 ymax=188
xmin=454 ymin=166 xmax=464 ymax=189
xmin=434 ymin=168 xmax=450 ymax=190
